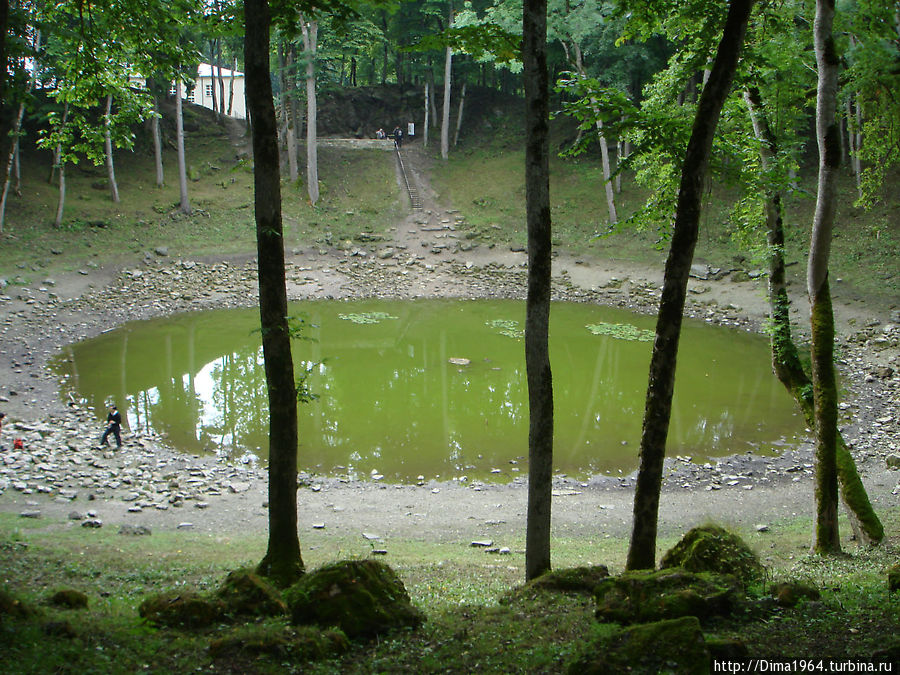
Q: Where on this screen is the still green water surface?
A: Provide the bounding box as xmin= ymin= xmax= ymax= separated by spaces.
xmin=53 ymin=299 xmax=803 ymax=481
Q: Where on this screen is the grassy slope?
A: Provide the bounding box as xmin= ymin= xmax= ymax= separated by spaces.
xmin=431 ymin=131 xmax=898 ymax=307
xmin=0 ymin=109 xmax=401 ymax=281
xmin=1 ymin=102 xmax=898 ymax=671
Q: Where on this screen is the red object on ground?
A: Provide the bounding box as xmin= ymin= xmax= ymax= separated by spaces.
xmin=13 ymin=438 xmax=24 ymax=449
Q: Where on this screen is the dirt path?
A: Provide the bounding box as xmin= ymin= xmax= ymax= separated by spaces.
xmin=0 ymin=140 xmax=898 ymax=560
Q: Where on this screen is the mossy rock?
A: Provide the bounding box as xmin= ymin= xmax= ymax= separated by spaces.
xmin=529 ymin=565 xmax=611 ymax=594
xmin=209 ymin=624 xmax=349 ymax=661
xmin=139 ymin=590 xmax=224 ymax=629
xmin=48 ymin=589 xmax=89 ymax=609
xmin=285 ymin=559 xmax=423 ymax=640
xmin=888 ymin=564 xmax=900 ymax=593
xmin=768 ymin=581 xmax=821 ymax=608
xmin=215 ymin=569 xmax=287 ymax=618
xmin=567 ymin=615 xmax=710 ymax=674
xmin=594 ymin=567 xmax=743 ymax=625
xmin=0 ymin=588 xmax=34 ymax=622
xmin=660 ymin=525 xmax=765 ymax=587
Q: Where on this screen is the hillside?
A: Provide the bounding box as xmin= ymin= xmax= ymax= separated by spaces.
xmin=0 ymin=85 xmax=897 ymax=311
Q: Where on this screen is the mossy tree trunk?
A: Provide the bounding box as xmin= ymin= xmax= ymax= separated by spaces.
xmin=523 ymin=0 xmax=553 ymax=582
xmin=625 ymin=0 xmax=755 ymax=571
xmin=744 ymin=87 xmax=883 ymax=546
xmin=808 ymin=0 xmax=842 ymax=554
xmin=246 ymin=0 xmax=305 ymax=587
xmin=175 ymin=80 xmax=191 ymax=215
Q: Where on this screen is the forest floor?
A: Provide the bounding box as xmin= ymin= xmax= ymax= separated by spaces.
xmin=0 ymin=138 xmax=898 ymax=561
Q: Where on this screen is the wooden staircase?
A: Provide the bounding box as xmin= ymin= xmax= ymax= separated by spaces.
xmin=395 ymin=149 xmax=422 ymax=211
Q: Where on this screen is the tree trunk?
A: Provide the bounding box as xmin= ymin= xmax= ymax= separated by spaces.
xmin=380 ymin=12 xmax=388 ymax=84
xmin=301 ymin=18 xmax=319 ymax=205
xmin=152 ymin=94 xmax=164 ymax=187
xmin=625 ymin=0 xmax=755 ymax=571
xmin=568 ymin=43 xmax=616 ymax=223
xmin=1 ymin=29 xmax=40 ymax=231
xmin=428 ymin=62 xmax=438 ymax=124
xmin=228 ymin=56 xmax=237 ymax=116
xmin=809 ymin=0 xmax=841 ymax=555
xmin=453 ymin=82 xmax=466 ymax=146
xmin=596 ymin=116 xmax=617 ymax=223
xmin=744 ymin=87 xmax=883 ymax=546
xmin=852 ymin=94 xmax=863 ymax=199
xmin=208 ymin=42 xmax=219 ymax=117
xmin=245 ymin=0 xmax=305 ymax=588
xmin=424 ymin=82 xmax=430 ymax=149
xmin=53 ymin=103 xmax=70 ymax=229
xmin=441 ymin=6 xmax=453 ymax=161
xmin=216 ymin=38 xmax=226 ymax=115
xmin=278 ymin=42 xmax=298 ymax=183
xmin=104 ymin=94 xmax=120 ymax=203
xmin=843 ymin=97 xmax=854 ymax=168
xmin=523 ymin=0 xmax=553 ymax=582
xmin=175 ymin=80 xmax=191 ymax=215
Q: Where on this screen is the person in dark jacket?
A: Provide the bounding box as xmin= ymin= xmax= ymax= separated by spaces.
xmin=100 ymin=404 xmax=122 ymax=449
xmin=392 ymin=125 xmax=403 ymax=149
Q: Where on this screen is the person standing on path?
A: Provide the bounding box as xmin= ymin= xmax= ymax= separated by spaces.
xmin=100 ymin=404 xmax=122 ymax=449
xmin=393 ymin=125 xmax=403 ymax=149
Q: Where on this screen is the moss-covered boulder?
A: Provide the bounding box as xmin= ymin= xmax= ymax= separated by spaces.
xmin=139 ymin=590 xmax=225 ymax=629
xmin=0 ymin=589 xmax=34 ymax=622
xmin=209 ymin=624 xmax=349 ymax=661
xmin=215 ymin=569 xmax=287 ymax=618
xmin=567 ymin=616 xmax=709 ymax=674
xmin=888 ymin=564 xmax=900 ymax=593
xmin=660 ymin=525 xmax=765 ymax=587
xmin=285 ymin=559 xmax=423 ymax=639
xmin=769 ymin=581 xmax=821 ymax=608
xmin=594 ymin=567 xmax=743 ymax=624
xmin=48 ymin=589 xmax=89 ymax=609
xmin=529 ymin=565 xmax=610 ymax=594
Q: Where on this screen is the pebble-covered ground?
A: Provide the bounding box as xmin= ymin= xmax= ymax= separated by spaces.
xmin=1 ymin=146 xmax=897 ymax=553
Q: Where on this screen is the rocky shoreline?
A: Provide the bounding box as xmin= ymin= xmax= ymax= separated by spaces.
xmin=1 ymin=245 xmax=898 ymax=543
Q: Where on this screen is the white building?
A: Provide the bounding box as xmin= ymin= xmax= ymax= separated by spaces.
xmin=130 ymin=63 xmax=247 ymax=119
xmin=183 ymin=63 xmax=246 ymax=119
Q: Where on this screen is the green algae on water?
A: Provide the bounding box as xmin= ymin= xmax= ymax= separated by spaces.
xmin=586 ymin=322 xmax=655 ymax=342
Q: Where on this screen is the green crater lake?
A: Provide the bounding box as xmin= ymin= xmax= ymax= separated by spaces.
xmin=53 ymin=299 xmax=804 ymax=482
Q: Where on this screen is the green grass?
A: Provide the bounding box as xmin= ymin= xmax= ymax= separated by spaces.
xmin=2 ymin=509 xmax=898 ymax=673
xmin=431 ymin=136 xmax=898 ymax=307
xmin=0 ymin=120 xmax=400 ymax=283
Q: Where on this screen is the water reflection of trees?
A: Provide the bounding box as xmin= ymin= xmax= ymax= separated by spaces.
xmin=206 ymin=347 xmax=268 ymax=457
xmin=56 ymin=301 xmax=802 ymax=479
